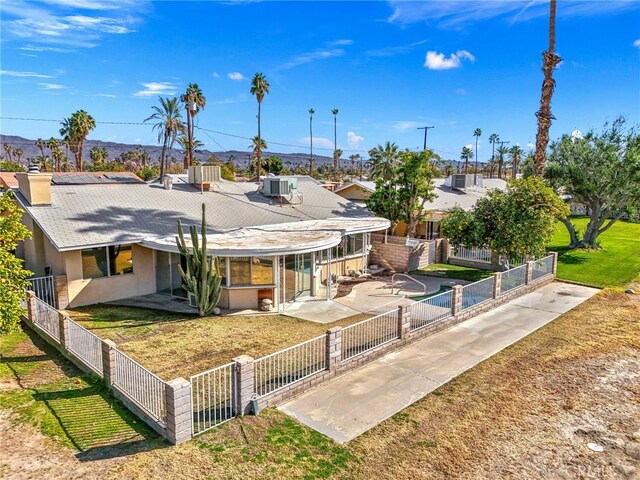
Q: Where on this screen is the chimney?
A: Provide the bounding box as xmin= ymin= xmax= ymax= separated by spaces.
xmin=15 ymin=164 xmax=53 ymax=206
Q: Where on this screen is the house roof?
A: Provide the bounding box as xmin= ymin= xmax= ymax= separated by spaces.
xmin=0 ymin=172 xmax=19 ymax=189
xmin=334 ymin=180 xmax=376 ymax=194
xmin=427 ymin=178 xmax=507 ymax=212
xmin=15 ymin=175 xmax=387 ymax=251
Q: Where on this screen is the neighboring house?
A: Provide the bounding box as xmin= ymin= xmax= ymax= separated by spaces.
xmin=5 ymin=168 xmax=388 ymax=310
xmin=335 ymin=176 xmax=507 ymax=239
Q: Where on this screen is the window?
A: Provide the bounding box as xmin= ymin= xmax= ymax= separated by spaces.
xmin=216 ymin=257 xmax=227 ymax=285
xmin=229 ymin=257 xmax=251 ymax=285
xmin=81 ymin=244 xmax=134 ymax=279
xmin=228 ymin=256 xmax=274 ymax=286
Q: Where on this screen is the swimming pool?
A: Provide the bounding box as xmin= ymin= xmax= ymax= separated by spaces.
xmin=408 ymin=285 xmax=452 ymax=302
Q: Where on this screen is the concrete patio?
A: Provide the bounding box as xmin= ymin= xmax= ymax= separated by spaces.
xmin=278 ymin=282 xmax=600 ymax=443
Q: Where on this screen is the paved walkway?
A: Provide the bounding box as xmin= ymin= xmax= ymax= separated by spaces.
xmin=279 ymin=282 xmax=600 ymax=443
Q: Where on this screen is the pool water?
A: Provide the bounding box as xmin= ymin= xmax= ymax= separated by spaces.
xmin=408 ymin=285 xmax=452 ymax=302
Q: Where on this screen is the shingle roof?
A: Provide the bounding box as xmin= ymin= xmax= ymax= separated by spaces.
xmin=17 ymin=176 xmax=378 ymax=251
xmin=427 ymin=178 xmax=507 ymax=212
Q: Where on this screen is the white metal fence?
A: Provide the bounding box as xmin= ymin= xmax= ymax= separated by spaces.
xmin=254 ymin=335 xmax=326 ymax=398
xmin=501 ymin=264 xmax=527 ymax=292
xmin=32 ymin=296 xmax=61 ymax=342
xmin=409 ymin=290 xmax=453 ymax=331
xmin=28 ymin=275 xmax=56 ymax=307
xmin=450 ymin=245 xmax=492 ymax=263
xmin=461 ymin=276 xmax=494 ymax=310
xmin=191 ymin=362 xmax=235 ymax=435
xmin=66 ymin=318 xmax=104 ymax=376
xmin=113 ymin=349 xmax=167 ymax=424
xmin=342 ymin=310 xmax=399 ymax=360
xmin=532 ymin=255 xmax=554 ymax=280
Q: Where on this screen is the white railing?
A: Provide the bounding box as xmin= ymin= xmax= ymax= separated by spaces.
xmin=451 ymin=245 xmax=492 ymax=263
xmin=409 ymin=290 xmax=453 ymax=331
xmin=32 ymin=296 xmax=61 ymax=342
xmin=342 ymin=310 xmax=399 ymax=360
xmin=461 ymin=276 xmax=494 ymax=310
xmin=501 ymin=264 xmax=527 ymax=292
xmin=66 ymin=318 xmax=104 ymax=376
xmin=532 ymin=255 xmax=554 ymax=280
xmin=254 ymin=335 xmax=326 ymax=398
xmin=28 ymin=275 xmax=56 ymax=307
xmin=191 ymin=362 xmax=235 ymax=435
xmin=113 ymin=349 xmax=167 ymax=424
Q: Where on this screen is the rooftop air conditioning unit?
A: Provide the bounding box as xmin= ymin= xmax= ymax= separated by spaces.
xmin=262 ymin=177 xmax=298 ymax=196
xmin=188 ymin=165 xmax=221 ymax=185
xmin=451 ymin=174 xmax=482 ymax=190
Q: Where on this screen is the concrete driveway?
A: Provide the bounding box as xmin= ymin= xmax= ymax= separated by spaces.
xmin=278 ymin=282 xmax=600 ymax=443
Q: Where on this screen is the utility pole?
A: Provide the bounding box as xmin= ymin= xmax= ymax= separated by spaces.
xmin=496 ymin=140 xmax=510 ymax=179
xmin=417 ymin=126 xmax=435 ymax=150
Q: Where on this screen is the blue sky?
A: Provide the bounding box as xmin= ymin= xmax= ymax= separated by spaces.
xmin=1 ymin=0 xmax=639 ymax=162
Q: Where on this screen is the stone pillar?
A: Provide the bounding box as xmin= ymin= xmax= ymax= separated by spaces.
xmin=233 ymin=355 xmax=255 ymax=416
xmin=550 ymin=251 xmax=559 ymax=276
xmin=492 ymin=272 xmax=502 ymax=299
xmin=441 ymin=238 xmax=451 ymax=263
xmin=397 ymin=305 xmax=411 ymax=340
xmin=451 ymin=285 xmax=463 ymax=316
xmin=525 ymin=261 xmax=535 ymax=285
xmin=58 ymin=312 xmax=69 ymax=348
xmin=326 ymin=327 xmax=343 ymax=371
xmin=165 ymin=377 xmax=192 ymax=445
xmin=54 ymin=275 xmax=69 ymax=309
xmin=26 ymin=290 xmax=36 ymax=322
xmin=101 ymin=339 xmax=117 ymax=385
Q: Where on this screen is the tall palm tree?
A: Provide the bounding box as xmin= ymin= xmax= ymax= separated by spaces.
xmin=144 ymin=96 xmax=184 ymax=179
xmin=249 ymin=136 xmax=267 ymax=177
xmin=509 ymin=145 xmax=524 ymax=178
xmin=14 ymin=149 xmax=23 ymax=164
xmin=533 ymin=0 xmax=561 ymax=177
xmin=308 ymin=108 xmax=315 ymax=174
xmin=47 ymin=138 xmax=61 ymax=171
xmin=250 ymin=73 xmax=270 ymax=180
xmin=348 ymin=154 xmax=360 ymax=181
xmin=496 ymin=145 xmax=509 ymax=179
xmin=369 ymin=142 xmax=399 ymax=181
xmin=3 ymin=144 xmax=13 ymax=162
xmin=59 ymin=110 xmax=96 ymax=172
xmin=181 ymin=83 xmax=206 ymax=169
xmin=35 ymin=138 xmax=46 ymax=157
xmin=333 ymin=149 xmax=343 ymax=181
xmin=177 ymin=135 xmax=204 ymax=166
xmin=460 ymin=146 xmax=473 ymax=174
xmin=473 ymin=128 xmax=482 ymax=183
xmin=488 ymin=133 xmax=499 ymax=178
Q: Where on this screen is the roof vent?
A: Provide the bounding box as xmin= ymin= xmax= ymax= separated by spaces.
xmin=449 ymin=174 xmax=482 ymax=190
xmin=188 ymin=166 xmax=221 ymax=189
xmin=262 ymin=177 xmax=298 ymax=197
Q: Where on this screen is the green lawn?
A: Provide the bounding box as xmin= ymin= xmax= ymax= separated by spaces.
xmin=548 ymin=217 xmax=640 ymax=288
xmin=413 ymin=263 xmax=494 ymax=282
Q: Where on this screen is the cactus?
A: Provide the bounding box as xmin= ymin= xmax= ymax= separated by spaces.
xmin=176 ymin=204 xmax=222 ymax=316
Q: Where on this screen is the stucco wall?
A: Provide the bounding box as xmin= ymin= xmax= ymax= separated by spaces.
xmin=66 ymin=244 xmax=156 ymax=307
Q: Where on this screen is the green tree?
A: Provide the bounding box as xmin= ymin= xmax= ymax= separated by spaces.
xmin=35 ymin=138 xmax=47 ymax=157
xmin=0 ymin=161 xmax=26 ymax=172
xmin=144 ymin=96 xmax=185 ymax=179
xmin=3 ymin=144 xmax=13 ymax=163
xmin=250 ymin=73 xmax=270 ymax=179
xmin=181 ymin=83 xmax=206 ymax=169
xmin=496 ymin=145 xmax=509 ymax=179
xmin=177 ymin=135 xmax=204 ymax=166
xmin=509 ymin=144 xmax=524 ymax=178
xmin=369 ymin=142 xmax=400 ymax=181
xmin=266 ymin=155 xmax=283 ymax=175
xmin=333 ymin=148 xmax=343 ymax=180
xmin=488 ymin=133 xmax=499 ymax=178
xmin=460 ymin=146 xmax=473 ymax=174
xmin=249 ymin=136 xmax=267 ymax=176
xmin=89 ymin=147 xmax=108 ymax=166
xmin=440 ymin=177 xmax=569 ymax=260
xmin=545 ymin=118 xmax=640 ymax=248
xmin=59 ymin=110 xmax=96 ymax=172
xmin=0 ymin=190 xmax=32 ymax=333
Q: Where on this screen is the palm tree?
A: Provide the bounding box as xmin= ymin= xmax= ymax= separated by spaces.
xmin=250 ymin=73 xmax=270 ymax=180
xmin=509 ymin=145 xmax=524 ymax=178
xmin=144 ymin=96 xmax=184 ymax=179
xmin=59 ymin=110 xmax=96 ymax=172
xmin=488 ymin=133 xmax=499 ymax=178
xmin=473 ymin=128 xmax=482 ymax=183
xmin=249 ymin=136 xmax=267 ymax=177
xmin=348 ymin=154 xmax=360 ymax=181
xmin=533 ymin=0 xmax=561 ymax=177
xmin=496 ymin=145 xmax=509 ymax=179
xmin=3 ymin=144 xmax=13 ymax=162
xmin=35 ymin=138 xmax=46 ymax=157
xmin=369 ymin=142 xmax=399 ymax=181
xmin=180 ymin=83 xmax=206 ymax=169
xmin=331 ymin=108 xmax=339 ymax=161
xmin=308 ymin=108 xmax=315 ymax=174
xmin=89 ymin=147 xmax=108 ymax=166
xmin=460 ymin=146 xmax=473 ymax=174
xmin=14 ymin=149 xmax=23 ymax=164
xmin=177 ymin=135 xmax=204 ymax=166
xmin=333 ymin=148 xmax=343 ymax=181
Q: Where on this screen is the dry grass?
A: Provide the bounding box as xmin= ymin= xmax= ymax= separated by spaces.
xmin=68 ymin=306 xmax=371 ymax=379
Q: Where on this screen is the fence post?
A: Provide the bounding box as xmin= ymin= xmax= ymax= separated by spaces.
xmin=326 ymin=327 xmax=343 ymax=371
xmin=442 ymin=238 xmax=451 ymax=263
xmin=165 ymin=377 xmax=192 ymax=445
xmin=57 ymin=313 xmax=69 ymax=349
xmin=492 ymin=272 xmax=502 ymax=299
xmin=26 ymin=290 xmax=36 ymax=323
xmin=398 ymin=305 xmax=411 ymax=340
xmin=525 ymin=261 xmax=535 ymax=285
xmin=451 ymin=285 xmax=463 ymax=316
xmin=101 ymin=339 xmax=117 ymax=386
xmin=549 ymin=251 xmax=558 ymax=276
xmin=233 ymin=355 xmax=255 ymax=416
xmin=54 ymin=275 xmax=69 ymax=309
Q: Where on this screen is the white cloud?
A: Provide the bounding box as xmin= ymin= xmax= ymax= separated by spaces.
xmin=527 ymin=142 xmax=534 ymax=150
xmin=393 ymin=120 xmax=422 ymax=132
xmin=365 ymin=39 xmax=427 ymax=57
xmin=634 ymin=39 xmax=640 ymax=48
xmin=329 ymin=39 xmax=353 ymax=46
xmin=38 ymin=82 xmax=64 ymax=89
xmin=213 ymin=94 xmax=248 ymax=105
xmin=299 ymin=137 xmax=333 ymax=149
xmin=0 ymin=69 xmax=52 ymax=78
xmin=464 ymin=143 xmax=474 ymax=150
xmin=19 ymin=44 xmax=72 ymax=53
xmin=133 ymin=81 xmax=178 ymax=97
xmin=456 ymin=88 xmax=467 ymax=95
xmin=424 ymin=50 xmax=475 ymax=70
xmin=212 ymin=72 xmax=220 ymax=78
xmin=227 ymin=72 xmax=245 ymax=80
xmin=347 ymin=131 xmax=364 ymax=148
xmin=571 ymin=129 xmax=583 ymax=139
xmin=94 ymin=93 xmax=116 ymax=98
xmin=277 ymin=48 xmax=345 ymax=70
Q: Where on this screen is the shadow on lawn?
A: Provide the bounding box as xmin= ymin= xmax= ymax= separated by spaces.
xmin=5 ymin=327 xmax=169 ymax=461
xmin=70 ymin=304 xmax=197 ymax=331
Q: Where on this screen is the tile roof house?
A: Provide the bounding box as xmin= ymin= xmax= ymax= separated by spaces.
xmin=7 ymin=168 xmax=388 ymax=311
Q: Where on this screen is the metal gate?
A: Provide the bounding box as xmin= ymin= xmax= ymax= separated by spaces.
xmin=29 ymin=275 xmax=56 ymax=307
xmin=190 ymin=362 xmax=236 ymax=435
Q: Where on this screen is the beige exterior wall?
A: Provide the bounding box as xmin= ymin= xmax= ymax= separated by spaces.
xmin=319 ymin=255 xmax=365 ymax=282
xmin=226 ymin=288 xmax=259 ymax=310
xmin=335 ymin=184 xmax=370 ymax=201
xmin=19 ymin=214 xmax=65 ymax=277
xmin=66 ymin=244 xmax=156 ymax=307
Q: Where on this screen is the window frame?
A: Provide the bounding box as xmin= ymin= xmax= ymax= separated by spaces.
xmin=81 ymin=244 xmax=135 ymax=280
